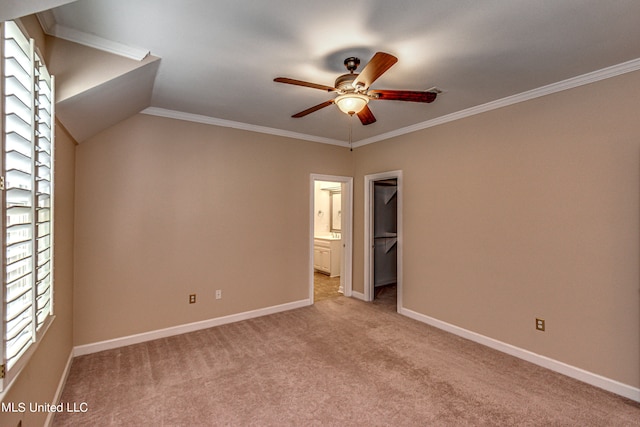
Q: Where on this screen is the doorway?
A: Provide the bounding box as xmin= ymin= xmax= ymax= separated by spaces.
xmin=364 ymin=171 xmax=402 ymax=311
xmin=309 ymin=175 xmax=353 ymax=304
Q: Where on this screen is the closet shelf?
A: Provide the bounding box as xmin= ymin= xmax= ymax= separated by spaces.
xmin=374 ymin=232 xmax=397 ymax=238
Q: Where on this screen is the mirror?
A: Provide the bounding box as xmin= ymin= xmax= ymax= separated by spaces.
xmin=330 ymin=190 xmax=341 ymax=232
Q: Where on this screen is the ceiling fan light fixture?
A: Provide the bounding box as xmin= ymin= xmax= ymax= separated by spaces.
xmin=335 ymin=93 xmax=369 ymax=115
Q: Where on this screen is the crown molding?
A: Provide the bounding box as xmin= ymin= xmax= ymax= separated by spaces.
xmin=32 ymin=10 xmax=640 ymax=145
xmin=147 ymin=57 xmax=640 ymax=149
xmin=353 ymin=57 xmax=640 ymax=147
xmin=142 ymin=107 xmax=347 ymax=147
xmin=35 ymin=9 xmax=56 ymax=32
xmin=37 ymin=10 xmax=149 ymax=60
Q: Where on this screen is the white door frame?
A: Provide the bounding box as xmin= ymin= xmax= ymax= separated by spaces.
xmin=309 ymin=174 xmax=353 ymax=303
xmin=364 ymin=170 xmax=402 ymax=312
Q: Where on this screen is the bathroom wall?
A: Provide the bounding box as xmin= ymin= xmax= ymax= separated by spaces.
xmin=314 ymin=181 xmax=334 ymax=235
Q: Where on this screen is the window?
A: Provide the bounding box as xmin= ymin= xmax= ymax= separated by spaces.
xmin=1 ymin=20 xmax=54 ymax=390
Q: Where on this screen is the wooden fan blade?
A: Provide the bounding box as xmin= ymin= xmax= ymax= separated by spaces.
xmin=356 ymin=104 xmax=376 ymax=125
xmin=352 ymin=52 xmax=398 ymax=89
xmin=292 ymin=100 xmax=334 ymax=118
xmin=274 ymin=77 xmax=337 ymax=92
xmin=370 ymin=90 xmax=437 ymax=103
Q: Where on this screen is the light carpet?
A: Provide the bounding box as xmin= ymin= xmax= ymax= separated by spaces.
xmin=54 ymin=295 xmax=639 ymax=426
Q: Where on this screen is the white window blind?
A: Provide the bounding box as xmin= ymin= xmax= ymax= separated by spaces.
xmin=1 ymin=20 xmax=55 ymax=389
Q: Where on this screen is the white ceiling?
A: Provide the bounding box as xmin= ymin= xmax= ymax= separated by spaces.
xmin=25 ymin=1 xmax=640 ymax=144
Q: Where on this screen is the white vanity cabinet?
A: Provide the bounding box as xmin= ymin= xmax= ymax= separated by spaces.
xmin=313 ymin=237 xmax=342 ymax=277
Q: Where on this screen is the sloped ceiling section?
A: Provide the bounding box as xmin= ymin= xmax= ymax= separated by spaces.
xmin=55 ymin=54 xmax=160 ymax=142
xmin=39 ymin=17 xmax=160 ymax=142
xmin=0 ymin=0 xmax=76 ymax=22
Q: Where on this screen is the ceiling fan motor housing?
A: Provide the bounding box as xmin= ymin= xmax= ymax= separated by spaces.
xmin=336 ymin=57 xmax=365 ymax=92
xmin=335 ymin=73 xmax=359 ymax=92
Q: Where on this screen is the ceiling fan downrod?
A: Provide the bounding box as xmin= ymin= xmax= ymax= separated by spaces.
xmin=344 ymin=57 xmax=360 ymax=73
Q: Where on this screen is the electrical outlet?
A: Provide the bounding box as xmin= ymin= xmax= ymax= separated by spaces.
xmin=215 ymin=290 xmax=222 ymax=300
xmin=535 ymin=318 xmax=545 ymax=331
xmin=189 ymin=294 xmax=196 ymax=304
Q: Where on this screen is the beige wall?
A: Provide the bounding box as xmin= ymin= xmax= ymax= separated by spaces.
xmin=0 ymin=121 xmax=76 ymax=426
xmin=353 ymin=70 xmax=640 ymax=388
xmin=74 ymin=69 xmax=640 ymax=390
xmin=73 ymin=114 xmax=353 ymax=345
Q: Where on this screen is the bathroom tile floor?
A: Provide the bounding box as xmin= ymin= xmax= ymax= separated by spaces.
xmin=313 ymin=272 xmax=341 ymax=301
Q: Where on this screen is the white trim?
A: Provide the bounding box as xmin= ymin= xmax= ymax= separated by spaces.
xmin=343 ymin=180 xmax=354 ymax=297
xmin=73 ymin=299 xmax=310 ymax=356
xmin=351 ymin=291 xmax=365 ymax=301
xmin=364 ymin=170 xmax=403 ymax=308
xmin=143 ymin=59 xmax=640 ymax=148
xmin=31 ymin=11 xmax=640 ymax=147
xmin=354 ymin=57 xmax=640 ymax=147
xmin=142 ymin=107 xmax=346 ymax=147
xmin=309 ymin=174 xmax=354 ymax=302
xmin=400 ymin=307 xmax=640 ymax=403
xmin=0 ymin=316 xmax=55 ymax=400
xmin=37 ymin=11 xmax=149 ymax=60
xmin=45 ymin=349 xmax=74 ymax=427
xmin=363 ymin=175 xmax=373 ymax=302
xmin=35 ymin=10 xmax=57 ymax=33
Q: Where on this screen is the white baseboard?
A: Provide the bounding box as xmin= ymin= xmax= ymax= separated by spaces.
xmin=399 ymin=307 xmax=640 ymax=403
xmin=71 ymin=297 xmax=639 ymax=402
xmin=74 ymin=299 xmax=311 ymax=357
xmin=351 ymin=291 xmax=365 ymax=301
xmin=46 ymin=349 xmax=74 ymax=427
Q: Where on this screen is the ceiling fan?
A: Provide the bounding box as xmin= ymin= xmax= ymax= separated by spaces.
xmin=274 ymin=52 xmax=437 ymax=125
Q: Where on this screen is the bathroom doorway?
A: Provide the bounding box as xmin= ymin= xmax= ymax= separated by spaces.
xmin=309 ymin=174 xmax=353 ymax=304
